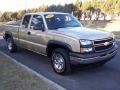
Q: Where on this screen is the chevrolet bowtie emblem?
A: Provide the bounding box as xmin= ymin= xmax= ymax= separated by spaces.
xmin=104 ymin=42 xmax=109 ymax=46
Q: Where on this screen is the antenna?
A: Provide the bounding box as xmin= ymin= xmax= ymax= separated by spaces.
xmin=25 ymin=0 xmax=27 ymax=13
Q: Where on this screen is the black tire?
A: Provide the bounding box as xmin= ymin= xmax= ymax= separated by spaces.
xmin=6 ymin=38 xmax=17 ymax=53
xmin=51 ymin=48 xmax=71 ymax=75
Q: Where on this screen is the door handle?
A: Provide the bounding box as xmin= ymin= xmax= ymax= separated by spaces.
xmin=27 ymin=31 xmax=31 ymax=35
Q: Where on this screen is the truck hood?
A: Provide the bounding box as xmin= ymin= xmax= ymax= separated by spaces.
xmin=51 ymin=27 xmax=113 ymax=40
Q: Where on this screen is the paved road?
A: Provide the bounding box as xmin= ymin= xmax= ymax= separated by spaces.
xmin=0 ymin=37 xmax=120 ymax=90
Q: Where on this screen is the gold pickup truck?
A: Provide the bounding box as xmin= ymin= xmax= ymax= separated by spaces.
xmin=3 ymin=12 xmax=117 ymax=74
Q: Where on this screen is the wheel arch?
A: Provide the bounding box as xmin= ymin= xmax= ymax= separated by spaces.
xmin=4 ymin=31 xmax=13 ymax=41
xmin=47 ymin=40 xmax=72 ymax=58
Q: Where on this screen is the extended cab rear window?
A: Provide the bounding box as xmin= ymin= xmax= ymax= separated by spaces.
xmin=22 ymin=15 xmax=31 ymax=28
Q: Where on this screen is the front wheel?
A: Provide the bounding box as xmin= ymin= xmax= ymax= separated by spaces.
xmin=6 ymin=38 xmax=17 ymax=53
xmin=51 ymin=48 xmax=71 ymax=75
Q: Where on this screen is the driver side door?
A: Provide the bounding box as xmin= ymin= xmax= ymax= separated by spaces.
xmin=27 ymin=14 xmax=47 ymax=55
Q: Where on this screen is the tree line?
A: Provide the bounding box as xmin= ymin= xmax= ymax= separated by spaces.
xmin=0 ymin=0 xmax=120 ymax=22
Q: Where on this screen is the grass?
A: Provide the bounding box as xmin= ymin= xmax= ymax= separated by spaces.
xmin=81 ymin=20 xmax=111 ymax=29
xmin=112 ymin=31 xmax=120 ymax=39
xmin=0 ymin=52 xmax=57 ymax=90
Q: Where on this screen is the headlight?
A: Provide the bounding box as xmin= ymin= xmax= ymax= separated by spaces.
xmin=80 ymin=39 xmax=93 ymax=53
xmin=80 ymin=47 xmax=93 ymax=53
xmin=80 ymin=39 xmax=93 ymax=45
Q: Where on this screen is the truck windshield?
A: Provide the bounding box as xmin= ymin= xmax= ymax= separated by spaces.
xmin=44 ymin=14 xmax=82 ymax=30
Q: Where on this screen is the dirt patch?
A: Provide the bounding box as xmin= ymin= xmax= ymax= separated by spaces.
xmin=82 ymin=20 xmax=120 ymax=39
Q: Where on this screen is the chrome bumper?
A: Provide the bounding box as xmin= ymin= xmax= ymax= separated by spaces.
xmin=70 ymin=45 xmax=118 ymax=64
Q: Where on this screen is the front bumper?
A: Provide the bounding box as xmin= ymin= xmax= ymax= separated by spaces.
xmin=70 ymin=45 xmax=118 ymax=64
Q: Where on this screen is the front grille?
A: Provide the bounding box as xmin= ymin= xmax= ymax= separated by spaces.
xmin=95 ymin=43 xmax=113 ymax=51
xmin=94 ymin=37 xmax=114 ymax=52
xmin=94 ymin=38 xmax=113 ymax=45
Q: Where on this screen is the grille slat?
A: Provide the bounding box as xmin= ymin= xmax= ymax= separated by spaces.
xmin=94 ymin=38 xmax=113 ymax=44
xmin=94 ymin=37 xmax=114 ymax=52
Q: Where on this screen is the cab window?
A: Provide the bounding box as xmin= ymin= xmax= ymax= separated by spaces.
xmin=22 ymin=15 xmax=31 ymax=28
xmin=30 ymin=15 xmax=44 ymax=31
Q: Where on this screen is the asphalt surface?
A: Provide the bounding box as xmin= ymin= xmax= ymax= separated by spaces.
xmin=0 ymin=37 xmax=120 ymax=90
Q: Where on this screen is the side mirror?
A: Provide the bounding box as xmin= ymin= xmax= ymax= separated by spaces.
xmin=81 ymin=21 xmax=85 ymax=27
xmin=22 ymin=25 xmax=26 ymax=28
xmin=30 ymin=26 xmax=34 ymax=30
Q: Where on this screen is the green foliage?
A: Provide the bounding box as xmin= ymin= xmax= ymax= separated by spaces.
xmin=0 ymin=12 xmax=12 ymax=22
xmin=74 ymin=0 xmax=82 ymax=10
xmin=81 ymin=1 xmax=92 ymax=10
xmin=11 ymin=12 xmax=18 ymax=20
xmin=17 ymin=10 xmax=26 ymax=20
xmin=114 ymin=0 xmax=120 ymax=15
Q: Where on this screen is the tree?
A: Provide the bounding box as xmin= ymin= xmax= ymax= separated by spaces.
xmin=1 ymin=12 xmax=12 ymax=21
xmin=11 ymin=12 xmax=18 ymax=20
xmin=17 ymin=10 xmax=26 ymax=20
xmin=114 ymin=0 xmax=120 ymax=16
xmin=74 ymin=0 xmax=82 ymax=11
xmin=81 ymin=1 xmax=92 ymax=11
xmin=0 ymin=11 xmax=2 ymax=17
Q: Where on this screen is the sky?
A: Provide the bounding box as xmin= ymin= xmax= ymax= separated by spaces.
xmin=0 ymin=0 xmax=77 ymax=13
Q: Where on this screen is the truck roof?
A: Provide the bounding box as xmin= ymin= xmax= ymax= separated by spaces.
xmin=25 ymin=12 xmax=69 ymax=15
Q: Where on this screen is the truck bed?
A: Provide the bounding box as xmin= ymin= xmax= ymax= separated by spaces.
xmin=0 ymin=21 xmax=20 ymax=37
xmin=6 ymin=20 xmax=21 ymax=26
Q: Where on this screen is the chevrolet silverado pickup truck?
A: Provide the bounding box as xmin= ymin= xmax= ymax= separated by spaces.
xmin=3 ymin=12 xmax=117 ymax=74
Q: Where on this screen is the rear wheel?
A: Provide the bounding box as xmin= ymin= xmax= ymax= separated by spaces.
xmin=6 ymin=38 xmax=17 ymax=53
xmin=51 ymin=48 xmax=71 ymax=75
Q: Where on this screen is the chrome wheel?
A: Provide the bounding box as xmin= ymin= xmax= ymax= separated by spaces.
xmin=51 ymin=48 xmax=71 ymax=74
xmin=6 ymin=38 xmax=17 ymax=53
xmin=7 ymin=40 xmax=12 ymax=50
xmin=52 ymin=53 xmax=65 ymax=72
